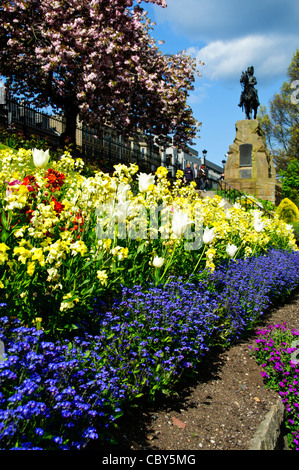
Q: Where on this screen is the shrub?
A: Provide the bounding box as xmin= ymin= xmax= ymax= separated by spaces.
xmin=276 ymin=198 xmax=299 ymax=224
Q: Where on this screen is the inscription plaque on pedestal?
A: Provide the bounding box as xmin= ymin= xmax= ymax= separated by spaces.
xmin=224 ymin=119 xmax=279 ymax=204
xmin=239 ymin=144 xmax=252 ymax=167
xmin=240 ymin=168 xmax=252 ymax=179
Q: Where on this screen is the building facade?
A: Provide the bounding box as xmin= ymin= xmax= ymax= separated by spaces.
xmin=0 ymin=95 xmax=223 ymax=183
xmin=161 ymin=145 xmax=223 ymax=188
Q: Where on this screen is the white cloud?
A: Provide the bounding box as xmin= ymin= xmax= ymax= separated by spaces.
xmin=188 ymin=82 xmax=212 ymax=105
xmin=156 ymin=0 xmax=299 ymax=41
xmin=188 ymin=35 xmax=298 ymax=82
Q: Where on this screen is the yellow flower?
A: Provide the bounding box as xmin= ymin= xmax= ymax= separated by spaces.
xmin=205 ymin=247 xmax=216 ymax=272
xmin=244 ymin=246 xmax=252 ymax=258
xmin=111 ymin=246 xmax=129 ymax=261
xmin=70 ymin=240 xmax=87 ymax=257
xmin=40 ymin=237 xmax=53 ymax=248
xmin=13 ymin=246 xmax=32 ymax=264
xmin=14 ymin=226 xmax=28 ymax=238
xmin=104 ymin=239 xmax=112 ymax=251
xmin=155 ymin=166 xmax=168 ymax=178
xmin=18 ymin=185 xmax=29 ymax=196
xmin=27 ymin=261 xmax=35 ymax=276
xmin=31 ymin=247 xmax=45 ymax=266
xmin=59 ymin=292 xmax=79 ymax=312
xmin=0 ymin=243 xmax=10 ymax=252
xmin=97 ymin=270 xmax=108 ymax=286
xmin=147 ymin=184 xmax=155 ymax=192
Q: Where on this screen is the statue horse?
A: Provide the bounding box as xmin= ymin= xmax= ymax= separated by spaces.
xmin=239 ymin=68 xmax=260 ymax=120
xmin=243 ymin=91 xmax=259 ymax=120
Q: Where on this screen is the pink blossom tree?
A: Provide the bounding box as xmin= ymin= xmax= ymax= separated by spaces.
xmin=0 ymin=0 xmax=200 ymax=148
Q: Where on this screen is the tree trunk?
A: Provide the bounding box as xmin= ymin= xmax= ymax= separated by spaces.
xmin=59 ymin=102 xmax=79 ymax=149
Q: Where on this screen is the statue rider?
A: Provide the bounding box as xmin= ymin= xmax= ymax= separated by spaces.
xmin=238 ymin=66 xmax=260 ymax=117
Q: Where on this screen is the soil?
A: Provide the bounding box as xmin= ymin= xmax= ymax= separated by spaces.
xmin=101 ymin=286 xmax=299 ymax=452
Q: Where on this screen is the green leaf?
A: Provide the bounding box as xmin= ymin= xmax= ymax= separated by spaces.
xmin=1 ymin=212 xmax=8 ymax=230
xmin=136 ymin=242 xmax=147 ymax=254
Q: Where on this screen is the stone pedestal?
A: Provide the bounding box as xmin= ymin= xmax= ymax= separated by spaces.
xmin=224 ymin=120 xmax=281 ymax=205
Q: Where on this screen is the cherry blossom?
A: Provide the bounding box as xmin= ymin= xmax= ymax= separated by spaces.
xmin=0 ymin=0 xmax=200 ymax=149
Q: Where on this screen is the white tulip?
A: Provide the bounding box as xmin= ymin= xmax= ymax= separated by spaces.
xmin=253 ymin=209 xmax=263 ymax=220
xmin=115 ymin=200 xmax=130 ymax=222
xmin=225 ymin=209 xmax=232 ymax=219
xmin=254 ymin=219 xmax=265 ymax=233
xmin=32 ymin=148 xmax=50 ymax=169
xmin=203 ymin=226 xmax=215 ymax=244
xmin=172 ymin=209 xmax=193 ymax=238
xmin=117 ymin=183 xmax=131 ymax=203
xmin=138 ymin=173 xmax=155 ymax=193
xmin=152 ymin=256 xmax=165 ymax=268
xmin=226 ymin=243 xmax=238 ymax=258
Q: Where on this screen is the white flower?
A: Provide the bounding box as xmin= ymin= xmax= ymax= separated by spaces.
xmin=254 ymin=219 xmax=265 ymax=233
xmin=253 ymin=209 xmax=263 ymax=220
xmin=138 ymin=173 xmax=155 ymax=193
xmin=225 ymin=209 xmax=232 ymax=219
xmin=14 ymin=226 xmax=28 ymax=238
xmin=172 ymin=209 xmax=193 ymax=238
xmin=32 ymin=148 xmax=50 ymax=169
xmin=115 ymin=200 xmax=131 ymax=222
xmin=226 ymin=243 xmax=238 ymax=258
xmin=203 ymin=226 xmax=215 ymax=244
xmin=117 ymin=183 xmax=131 ymax=203
xmin=152 ymin=256 xmax=165 ymax=268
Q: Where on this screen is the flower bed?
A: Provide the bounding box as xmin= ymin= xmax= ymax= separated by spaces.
xmin=251 ymin=323 xmax=299 ymax=450
xmin=0 ymin=147 xmax=297 ymax=336
xmin=1 ymin=248 xmax=299 ymax=450
xmin=0 ymin=146 xmax=299 ymax=449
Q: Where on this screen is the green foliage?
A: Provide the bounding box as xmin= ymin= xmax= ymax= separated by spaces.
xmin=293 ymin=221 xmax=299 ymax=234
xmin=257 ymin=49 xmax=299 ymax=172
xmin=276 ymin=197 xmax=299 ymax=224
xmin=257 ymin=197 xmax=275 ymax=212
xmin=279 ymin=158 xmax=299 ymax=207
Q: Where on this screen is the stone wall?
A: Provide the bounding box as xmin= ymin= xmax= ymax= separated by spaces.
xmin=224 ymin=119 xmax=281 ymax=205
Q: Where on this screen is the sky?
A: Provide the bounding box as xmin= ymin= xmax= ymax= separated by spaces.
xmin=146 ymin=0 xmax=299 ymax=167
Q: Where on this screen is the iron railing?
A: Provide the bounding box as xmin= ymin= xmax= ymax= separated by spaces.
xmin=0 ymin=98 xmax=162 ymax=173
xmin=217 ymin=179 xmax=274 ymax=217
xmin=217 ymin=181 xmax=299 ymax=244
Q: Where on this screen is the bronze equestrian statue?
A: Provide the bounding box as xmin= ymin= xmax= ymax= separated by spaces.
xmin=238 ymin=66 xmax=260 ymax=119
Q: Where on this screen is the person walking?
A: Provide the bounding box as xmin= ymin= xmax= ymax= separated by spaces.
xmin=183 ymin=163 xmax=194 ymax=185
xmin=198 ymin=165 xmax=206 ymax=191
